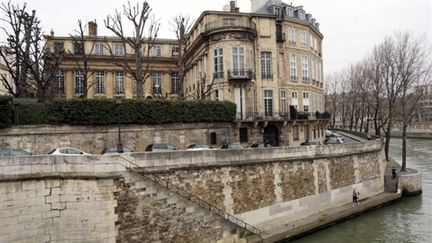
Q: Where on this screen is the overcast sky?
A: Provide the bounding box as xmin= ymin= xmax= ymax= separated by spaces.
xmin=2 ymin=0 xmax=431 ymax=75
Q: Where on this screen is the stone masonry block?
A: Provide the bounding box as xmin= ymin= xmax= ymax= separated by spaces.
xmin=45 ymin=180 xmax=61 ymax=188
xmin=41 ymin=210 xmax=60 ymax=219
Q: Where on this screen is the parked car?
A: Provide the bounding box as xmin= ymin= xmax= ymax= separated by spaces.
xmin=0 ymin=148 xmax=31 ymax=156
xmin=327 ymin=132 xmax=345 ymax=142
xmin=325 ymin=137 xmax=344 ymax=145
xmin=300 ymin=141 xmax=320 ymax=146
xmin=102 ymin=147 xmax=132 ymax=154
xmin=250 ymin=143 xmax=271 ymax=148
xmin=145 ymin=143 xmax=178 ymax=152
xmin=222 ymin=144 xmax=244 ymax=150
xmin=186 ymin=144 xmax=211 ymax=151
xmin=49 ymin=147 xmax=91 ymax=155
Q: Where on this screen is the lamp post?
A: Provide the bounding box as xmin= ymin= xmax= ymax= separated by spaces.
xmin=116 ymin=96 xmax=124 ymax=153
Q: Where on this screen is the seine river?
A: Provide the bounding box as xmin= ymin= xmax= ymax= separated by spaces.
xmin=293 ymin=138 xmax=432 ymax=243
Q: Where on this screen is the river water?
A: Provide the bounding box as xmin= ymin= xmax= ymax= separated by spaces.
xmin=293 ymin=138 xmax=432 ymax=243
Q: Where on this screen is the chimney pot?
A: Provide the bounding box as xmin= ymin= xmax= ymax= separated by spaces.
xmin=230 ymin=1 xmax=236 ymax=12
xmin=88 ymin=21 xmax=97 ymax=36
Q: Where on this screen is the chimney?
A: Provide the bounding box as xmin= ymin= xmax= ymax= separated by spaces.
xmin=230 ymin=1 xmax=236 ymax=12
xmin=88 ymin=20 xmax=97 ymax=36
xmin=50 ymin=29 xmax=54 ymax=37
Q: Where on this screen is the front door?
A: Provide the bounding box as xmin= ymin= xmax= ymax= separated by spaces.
xmin=264 ymin=124 xmax=279 ymax=146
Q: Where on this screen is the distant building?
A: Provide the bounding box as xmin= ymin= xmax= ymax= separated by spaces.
xmin=44 ymin=0 xmax=327 ymax=146
xmin=416 ymin=85 xmax=432 ymax=122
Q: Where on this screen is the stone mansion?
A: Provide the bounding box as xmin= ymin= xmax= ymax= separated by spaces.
xmin=45 ymin=0 xmax=327 ymax=147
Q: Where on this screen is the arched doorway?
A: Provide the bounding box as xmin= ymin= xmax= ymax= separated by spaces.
xmin=263 ymin=124 xmax=279 ymax=146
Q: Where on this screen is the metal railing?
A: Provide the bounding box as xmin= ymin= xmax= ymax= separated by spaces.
xmin=118 ymin=155 xmax=263 ymax=238
xmin=228 ymin=69 xmax=254 ymax=80
xmin=204 ymin=19 xmax=256 ymax=33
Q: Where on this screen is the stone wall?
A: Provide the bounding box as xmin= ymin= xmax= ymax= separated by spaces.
xmin=0 ymin=139 xmax=387 ymax=242
xmin=0 ymin=124 xmax=231 ymax=154
xmin=0 ymin=178 xmax=117 ymax=243
xmin=398 ymin=170 xmax=422 ymax=196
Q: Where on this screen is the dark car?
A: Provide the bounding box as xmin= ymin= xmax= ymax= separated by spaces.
xmin=145 ymin=143 xmax=178 ymax=152
xmin=301 ymin=141 xmax=320 ymax=146
xmin=251 ymin=143 xmax=271 ymax=148
xmin=102 ymin=147 xmax=132 ymax=154
xmin=0 ymin=148 xmax=32 ymax=156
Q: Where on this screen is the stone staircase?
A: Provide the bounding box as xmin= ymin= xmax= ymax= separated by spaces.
xmin=115 ymin=171 xmax=261 ymax=242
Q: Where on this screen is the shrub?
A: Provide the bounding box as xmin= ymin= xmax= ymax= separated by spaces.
xmin=11 ymin=98 xmax=236 ymax=126
xmin=0 ymin=95 xmax=13 ymax=128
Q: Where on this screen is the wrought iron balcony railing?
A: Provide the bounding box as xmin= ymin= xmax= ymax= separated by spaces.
xmin=227 ymin=69 xmax=254 ymax=80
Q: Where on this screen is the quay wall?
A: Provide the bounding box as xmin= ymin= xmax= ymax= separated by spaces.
xmin=0 ymin=139 xmax=387 ymax=242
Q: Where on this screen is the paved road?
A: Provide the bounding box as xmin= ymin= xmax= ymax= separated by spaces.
xmin=328 ymin=131 xmax=363 ymax=144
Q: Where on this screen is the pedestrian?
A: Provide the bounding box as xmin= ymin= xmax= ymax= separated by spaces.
xmin=352 ymin=189 xmax=359 ymax=204
xmin=392 ymin=167 xmax=397 ymax=180
xmin=222 ymin=137 xmax=229 ymax=149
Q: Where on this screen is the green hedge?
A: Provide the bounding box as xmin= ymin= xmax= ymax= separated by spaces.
xmin=0 ymin=95 xmax=13 ymax=128
xmin=10 ymin=99 xmax=236 ymax=126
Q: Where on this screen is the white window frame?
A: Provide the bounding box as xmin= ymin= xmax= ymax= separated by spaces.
xmin=302 ymin=56 xmax=309 ymax=82
xmin=280 ymin=90 xmax=287 ymax=116
xmin=114 ymin=43 xmax=125 ymax=56
xmin=290 ymin=54 xmax=297 ymax=81
xmin=232 ymin=47 xmax=245 ymax=75
xmin=151 ymin=45 xmax=162 ymax=57
xmin=95 ymin=43 xmax=104 ymax=55
xmin=95 ymin=71 xmax=105 ymax=94
xmin=54 ymin=70 xmax=65 ymax=95
xmin=74 ymin=70 xmax=84 ymax=94
xmin=214 ymin=48 xmax=224 ymax=79
xmin=115 ymin=71 xmax=125 ymax=95
xmin=264 ymin=90 xmax=273 ymax=117
xmin=153 ymin=73 xmax=162 ymax=94
xmin=261 ymin=52 xmax=272 ymax=79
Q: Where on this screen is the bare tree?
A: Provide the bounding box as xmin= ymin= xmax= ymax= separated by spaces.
xmin=188 ymin=73 xmax=215 ymax=100
xmin=170 ymin=14 xmax=192 ymax=98
xmin=395 ymin=32 xmax=432 ymax=171
xmin=105 ymin=1 xmax=160 ymax=98
xmin=0 ymin=1 xmax=29 ymax=97
xmin=68 ymin=20 xmax=97 ymax=98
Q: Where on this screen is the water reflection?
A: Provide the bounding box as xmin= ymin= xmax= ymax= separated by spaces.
xmin=292 ymin=138 xmax=432 ymax=243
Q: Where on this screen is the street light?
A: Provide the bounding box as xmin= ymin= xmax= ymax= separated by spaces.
xmin=115 ymin=96 xmax=124 ymax=153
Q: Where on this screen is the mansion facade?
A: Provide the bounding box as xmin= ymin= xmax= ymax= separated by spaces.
xmin=45 ymin=0 xmax=327 ymax=147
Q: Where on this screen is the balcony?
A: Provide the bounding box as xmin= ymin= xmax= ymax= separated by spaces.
xmin=228 ymin=69 xmax=254 ymax=81
xmin=276 ymin=33 xmax=286 ymax=43
xmin=204 ymin=19 xmax=256 ymax=34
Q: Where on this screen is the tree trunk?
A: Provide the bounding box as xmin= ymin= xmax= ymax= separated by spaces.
xmin=384 ymin=118 xmax=392 ymax=161
xmin=401 ymin=123 xmax=407 ymax=172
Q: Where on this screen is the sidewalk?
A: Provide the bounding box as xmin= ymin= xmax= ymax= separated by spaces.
xmin=262 ymin=192 xmax=401 ymax=242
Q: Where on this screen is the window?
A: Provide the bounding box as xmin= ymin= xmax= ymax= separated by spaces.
xmin=53 ymin=70 xmax=64 ymax=95
xmin=172 ymin=46 xmax=179 ymax=57
xmin=261 ymin=52 xmax=272 ymax=79
xmin=74 ymin=43 xmax=84 ymax=55
xmin=153 ymin=73 xmax=162 ymax=94
xmin=54 ymin=42 xmax=64 ymax=53
xmin=280 ymin=90 xmax=287 ymax=116
xmin=210 ymin=132 xmax=217 ymax=145
xmin=300 ymin=31 xmax=307 ymax=46
xmin=298 ymin=10 xmax=305 ymax=20
xmin=288 ymin=27 xmax=296 ymax=44
xmin=114 ymin=43 xmax=125 ymax=55
xmin=264 ymin=90 xmax=273 ymax=117
xmin=292 ymin=91 xmax=298 ymax=98
xmin=303 ymin=92 xmax=309 ymax=99
xmin=290 ymin=54 xmax=297 ymax=81
xmin=95 ymin=71 xmax=105 ymax=94
xmin=214 ymin=48 xmax=224 ymax=79
xmin=232 ymin=47 xmax=245 ymax=75
xmin=305 ymin=125 xmax=310 ymax=140
xmin=309 ymin=34 xmax=314 ymax=49
xmin=304 ymin=105 xmax=309 ymax=113
xmin=223 ymin=18 xmax=235 ymax=26
xmin=215 ymin=89 xmax=224 ymax=101
xmin=115 ymin=71 xmax=124 ymax=94
xmin=239 ymin=128 xmax=248 ymax=143
xmin=171 ymin=72 xmax=180 ymax=94
xmin=95 ymin=43 xmax=104 ymax=55
xmin=293 ymin=125 xmax=299 ymax=141
xmin=151 ymin=45 xmax=162 ymax=57
xmin=74 ymin=70 xmax=84 ymax=94
xmin=286 ymin=7 xmax=294 ymax=17
xmin=302 ymin=56 xmax=309 ymax=82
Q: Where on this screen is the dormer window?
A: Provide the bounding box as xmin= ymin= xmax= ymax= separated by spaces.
xmin=274 ymin=7 xmax=281 ymax=18
xmin=298 ymin=10 xmax=305 ymax=20
xmin=286 ymin=7 xmax=294 ymax=17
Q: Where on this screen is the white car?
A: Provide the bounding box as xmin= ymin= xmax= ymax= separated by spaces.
xmin=49 ymin=147 xmax=91 ymax=155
